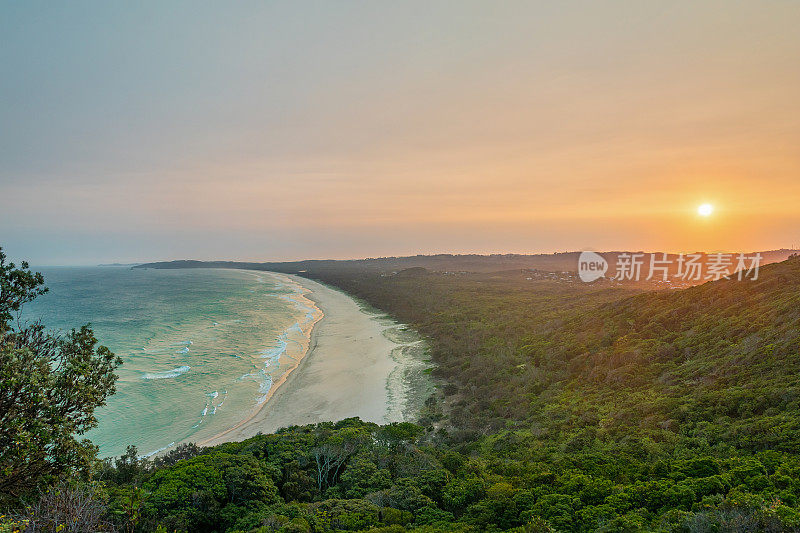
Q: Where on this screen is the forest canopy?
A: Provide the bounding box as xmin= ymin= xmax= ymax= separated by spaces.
xmin=4 ymin=251 xmax=800 ymax=531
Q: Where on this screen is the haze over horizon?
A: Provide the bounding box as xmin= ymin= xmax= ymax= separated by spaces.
xmin=2 ymin=1 xmax=799 ymax=265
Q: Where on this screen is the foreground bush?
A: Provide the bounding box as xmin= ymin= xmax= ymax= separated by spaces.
xmin=0 ymin=248 xmax=121 ymax=506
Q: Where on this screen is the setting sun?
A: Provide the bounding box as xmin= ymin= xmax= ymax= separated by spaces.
xmin=698 ymin=203 xmax=715 ymax=217
xmin=4 ymin=4 xmax=800 ymax=529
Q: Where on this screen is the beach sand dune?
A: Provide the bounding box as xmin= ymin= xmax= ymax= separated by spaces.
xmin=199 ymin=274 xmax=406 ymax=447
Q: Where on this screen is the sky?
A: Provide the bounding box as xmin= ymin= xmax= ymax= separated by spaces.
xmin=1 ymin=1 xmax=799 ymax=265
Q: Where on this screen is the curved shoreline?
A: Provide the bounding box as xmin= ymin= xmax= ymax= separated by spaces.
xmin=195 ymin=271 xmax=323 ymax=446
xmin=196 ymin=272 xmax=421 ymax=448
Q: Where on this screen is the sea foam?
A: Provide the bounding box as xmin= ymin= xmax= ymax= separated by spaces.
xmin=142 ymin=365 xmax=191 ymax=380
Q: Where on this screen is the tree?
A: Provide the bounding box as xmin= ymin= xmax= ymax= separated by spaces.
xmin=10 ymin=481 xmax=114 ymax=533
xmin=0 ymin=248 xmax=47 ymax=330
xmin=0 ymin=247 xmax=122 ymax=505
xmin=142 ymin=453 xmax=280 ymax=531
xmin=311 ymin=426 xmax=369 ymax=492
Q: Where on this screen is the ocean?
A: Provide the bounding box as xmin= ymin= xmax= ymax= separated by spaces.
xmin=21 ymin=266 xmax=319 ymax=458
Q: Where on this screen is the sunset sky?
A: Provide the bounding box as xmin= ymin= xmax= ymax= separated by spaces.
xmin=2 ymin=1 xmax=799 ymax=265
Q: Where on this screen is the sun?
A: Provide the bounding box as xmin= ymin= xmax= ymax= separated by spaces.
xmin=697 ymin=203 xmax=714 ymax=217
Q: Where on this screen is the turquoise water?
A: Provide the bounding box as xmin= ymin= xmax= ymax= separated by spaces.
xmin=22 ymin=267 xmax=311 ymax=458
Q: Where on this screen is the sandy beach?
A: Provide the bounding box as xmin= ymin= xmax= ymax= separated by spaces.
xmin=198 ymin=273 xmax=421 ymax=447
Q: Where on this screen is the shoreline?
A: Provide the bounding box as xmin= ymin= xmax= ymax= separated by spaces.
xmin=196 ymin=272 xmax=425 ymax=448
xmin=193 ymin=271 xmax=323 ymax=447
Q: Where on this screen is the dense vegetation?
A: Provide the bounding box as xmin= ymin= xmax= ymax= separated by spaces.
xmin=0 ymin=249 xmax=121 ymax=508
xmin=4 ymin=251 xmax=800 ymax=531
xmin=133 ymin=248 xmax=799 ymax=277
xmin=308 ymin=262 xmax=800 ymax=454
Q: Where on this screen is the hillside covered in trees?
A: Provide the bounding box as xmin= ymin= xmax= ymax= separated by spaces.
xmin=133 ymin=249 xmax=799 ymax=279
xmin=5 ymin=254 xmax=800 ymax=532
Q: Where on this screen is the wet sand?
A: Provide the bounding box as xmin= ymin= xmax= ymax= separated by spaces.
xmin=198 ymin=274 xmax=403 ymax=446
